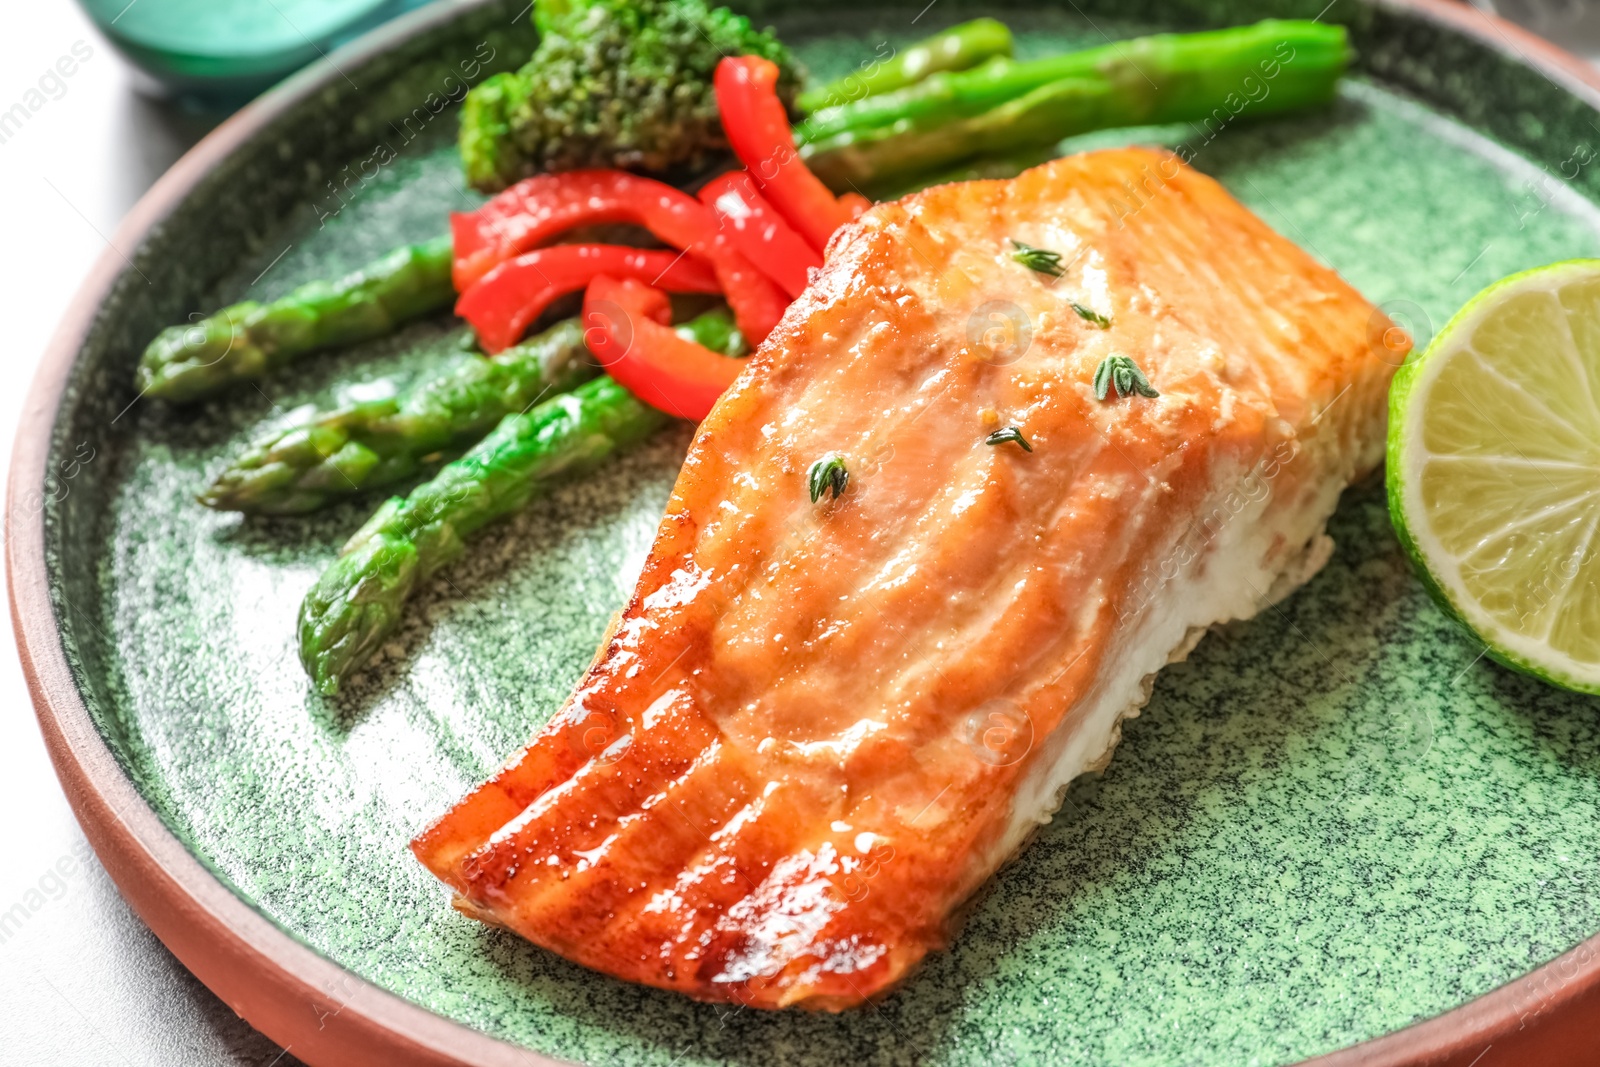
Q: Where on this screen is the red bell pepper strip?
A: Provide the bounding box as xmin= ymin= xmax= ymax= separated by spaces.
xmin=698 ymin=172 xmax=821 ymax=299
xmin=701 ymin=229 xmax=789 ymax=344
xmin=715 ymin=56 xmax=854 ymax=253
xmin=583 ymin=276 xmax=746 ymax=421
xmin=452 ymin=170 xmax=688 ymax=290
xmin=451 ymin=168 xmax=788 ymax=344
xmin=457 ymin=245 xmax=721 ymax=353
xmin=839 ymin=192 xmax=872 ymax=220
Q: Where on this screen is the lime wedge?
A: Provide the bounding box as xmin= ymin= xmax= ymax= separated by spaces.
xmin=1388 ymin=260 xmax=1600 ymax=695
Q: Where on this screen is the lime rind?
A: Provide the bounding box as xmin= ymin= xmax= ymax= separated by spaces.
xmin=1387 ymin=258 xmax=1600 ymax=696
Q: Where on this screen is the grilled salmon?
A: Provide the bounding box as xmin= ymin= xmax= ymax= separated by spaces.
xmin=412 ymin=147 xmax=1400 ymax=1009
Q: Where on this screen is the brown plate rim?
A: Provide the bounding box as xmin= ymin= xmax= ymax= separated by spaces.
xmin=9 ymin=1 xmax=1600 ymax=1064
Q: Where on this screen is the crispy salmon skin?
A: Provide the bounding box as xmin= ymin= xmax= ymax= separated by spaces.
xmin=412 ymin=148 xmax=1400 ymax=1009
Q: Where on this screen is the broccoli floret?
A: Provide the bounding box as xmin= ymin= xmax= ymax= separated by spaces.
xmin=460 ymin=0 xmax=802 ymax=192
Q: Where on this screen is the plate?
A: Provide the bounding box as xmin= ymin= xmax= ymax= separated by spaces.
xmin=14 ymin=1 xmax=1600 ymax=1064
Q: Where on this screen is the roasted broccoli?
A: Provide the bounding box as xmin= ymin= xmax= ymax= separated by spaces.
xmin=460 ymin=0 xmax=801 ymax=192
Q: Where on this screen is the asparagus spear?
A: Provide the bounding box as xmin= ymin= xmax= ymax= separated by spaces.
xmin=795 ymin=18 xmax=1013 ymax=113
xmin=809 ymin=76 xmax=1118 ymax=192
xmin=297 ymin=309 xmax=741 ymax=695
xmin=138 ymin=236 xmax=455 ymax=403
xmin=201 ymin=318 xmax=602 ymax=515
xmin=799 ymin=20 xmax=1349 ymax=142
xmin=297 ymin=374 xmax=664 ymax=694
xmin=801 ymin=20 xmax=1351 ymax=190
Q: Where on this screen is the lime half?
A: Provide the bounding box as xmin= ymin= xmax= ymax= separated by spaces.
xmin=1388 ymin=260 xmax=1600 ymax=695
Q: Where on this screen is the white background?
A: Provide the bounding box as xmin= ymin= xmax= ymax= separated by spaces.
xmin=0 ymin=5 xmax=297 ymax=1065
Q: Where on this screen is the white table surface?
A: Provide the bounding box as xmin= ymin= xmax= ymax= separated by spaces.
xmin=3 ymin=1 xmax=1600 ymax=1065
xmin=0 ymin=6 xmax=298 ymax=1065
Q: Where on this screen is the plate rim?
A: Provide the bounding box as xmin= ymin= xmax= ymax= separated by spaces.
xmin=10 ymin=1 xmax=1600 ymax=1064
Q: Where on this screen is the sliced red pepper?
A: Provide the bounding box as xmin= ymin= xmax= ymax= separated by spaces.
xmin=451 ymin=168 xmax=788 ymax=345
xmin=839 ymin=192 xmax=872 ymax=220
xmin=452 ymin=171 xmax=697 ymax=289
xmin=457 ymin=245 xmax=720 ymax=353
xmin=700 ymin=227 xmax=789 ymax=344
xmin=698 ymin=172 xmax=821 ymax=299
xmin=714 ymin=56 xmax=854 ymax=253
xmin=583 ymin=275 xmax=746 ymax=421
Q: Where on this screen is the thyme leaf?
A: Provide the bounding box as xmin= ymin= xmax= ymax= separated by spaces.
xmin=808 ymin=453 xmax=849 ymax=503
xmin=1009 ymin=239 xmax=1064 ymax=278
xmin=984 ymin=427 xmax=1033 ymax=452
xmin=1092 ymin=355 xmax=1159 ymax=401
xmin=1072 ymin=302 xmax=1111 ymax=329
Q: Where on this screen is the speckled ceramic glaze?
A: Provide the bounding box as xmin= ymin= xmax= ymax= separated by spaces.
xmin=26 ymin=1 xmax=1600 ymax=1064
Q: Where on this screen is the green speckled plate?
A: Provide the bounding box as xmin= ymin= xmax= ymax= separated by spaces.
xmin=15 ymin=1 xmax=1600 ymax=1065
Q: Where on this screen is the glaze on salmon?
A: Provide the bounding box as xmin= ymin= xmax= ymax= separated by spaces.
xmin=413 ymin=148 xmax=1400 ymax=1009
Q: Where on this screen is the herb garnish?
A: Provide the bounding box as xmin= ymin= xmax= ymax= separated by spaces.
xmin=1072 ymin=303 xmax=1111 ymax=329
xmin=984 ymin=427 xmax=1033 ymax=452
xmin=1009 ymin=239 xmax=1064 ymax=278
xmin=1093 ymin=355 xmax=1160 ymax=400
xmin=808 ymin=453 xmax=849 ymax=503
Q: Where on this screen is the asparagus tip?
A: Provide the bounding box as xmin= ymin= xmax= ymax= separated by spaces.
xmin=297 ymin=535 xmax=420 ymax=695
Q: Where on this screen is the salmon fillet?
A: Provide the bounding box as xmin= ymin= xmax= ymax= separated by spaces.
xmin=412 ymin=147 xmax=1400 ymax=1009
